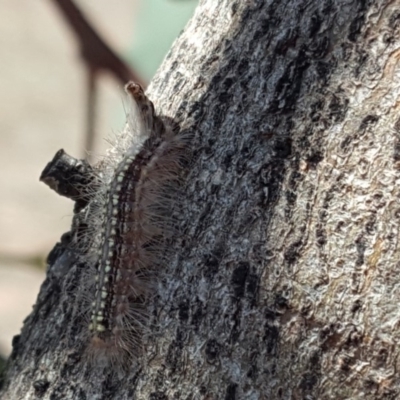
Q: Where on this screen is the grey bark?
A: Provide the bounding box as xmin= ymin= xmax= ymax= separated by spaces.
xmin=1 ymin=0 xmax=399 ymax=398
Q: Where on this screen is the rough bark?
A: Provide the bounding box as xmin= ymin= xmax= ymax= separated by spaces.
xmin=2 ymin=0 xmax=400 ymax=398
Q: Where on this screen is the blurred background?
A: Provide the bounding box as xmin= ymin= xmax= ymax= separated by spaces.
xmin=0 ymin=0 xmax=198 ymax=366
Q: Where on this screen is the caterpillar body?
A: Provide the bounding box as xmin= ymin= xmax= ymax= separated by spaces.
xmin=71 ymin=82 xmax=188 ymax=368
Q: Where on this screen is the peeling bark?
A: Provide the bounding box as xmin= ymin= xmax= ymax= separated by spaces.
xmin=2 ymin=0 xmax=400 ymax=398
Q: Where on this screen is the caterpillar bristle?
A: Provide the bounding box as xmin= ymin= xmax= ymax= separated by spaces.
xmin=61 ymin=81 xmax=191 ymax=370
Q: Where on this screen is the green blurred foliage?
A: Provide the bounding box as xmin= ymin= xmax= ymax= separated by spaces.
xmin=128 ymin=0 xmax=198 ymax=81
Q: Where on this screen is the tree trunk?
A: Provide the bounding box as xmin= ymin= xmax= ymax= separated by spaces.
xmin=2 ymin=0 xmax=400 ymax=398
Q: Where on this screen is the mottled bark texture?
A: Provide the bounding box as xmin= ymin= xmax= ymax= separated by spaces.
xmin=2 ymin=0 xmax=400 ymax=398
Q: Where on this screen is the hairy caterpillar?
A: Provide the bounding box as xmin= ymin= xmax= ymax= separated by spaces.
xmin=64 ymin=82 xmax=189 ymax=369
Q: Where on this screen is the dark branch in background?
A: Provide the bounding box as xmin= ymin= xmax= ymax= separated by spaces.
xmin=48 ymin=0 xmax=146 ymax=158
xmin=86 ymin=66 xmax=97 ymax=155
